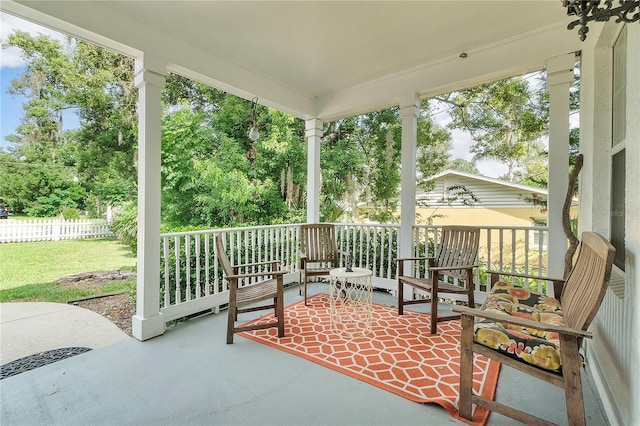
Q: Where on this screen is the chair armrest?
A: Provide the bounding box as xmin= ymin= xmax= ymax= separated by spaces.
xmin=298 ymin=251 xmax=307 ymax=260
xmin=396 ymin=256 xmax=434 ymax=262
xmin=429 ymin=264 xmax=478 ymax=272
xmin=226 ymin=270 xmax=285 ymax=280
xmin=451 ymin=305 xmax=592 ymax=339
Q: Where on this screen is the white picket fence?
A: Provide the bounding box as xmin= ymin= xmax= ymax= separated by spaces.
xmin=0 ymin=219 xmax=113 ymax=243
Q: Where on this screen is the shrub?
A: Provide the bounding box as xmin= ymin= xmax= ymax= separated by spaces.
xmin=110 ymin=202 xmax=138 ymax=253
xmin=61 ymin=207 xmax=81 ymax=219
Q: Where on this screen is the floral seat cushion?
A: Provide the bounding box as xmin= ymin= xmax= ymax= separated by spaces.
xmin=473 ymin=281 xmax=564 ymax=373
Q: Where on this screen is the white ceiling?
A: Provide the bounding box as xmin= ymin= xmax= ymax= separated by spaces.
xmin=2 ymin=1 xmax=580 ymax=121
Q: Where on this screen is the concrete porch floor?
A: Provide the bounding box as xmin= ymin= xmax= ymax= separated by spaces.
xmin=1 ymin=283 xmax=608 ymax=425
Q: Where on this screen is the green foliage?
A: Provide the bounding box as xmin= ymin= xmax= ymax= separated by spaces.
xmin=110 ymin=202 xmax=138 ymax=253
xmin=416 ymin=100 xmax=453 ymax=190
xmin=24 ymin=185 xmax=86 ymax=217
xmin=448 ymin=77 xmax=547 ymax=182
xmin=61 ymin=207 xmax=80 ymax=219
xmin=448 ymin=158 xmax=479 ymax=174
xmin=4 ymin=30 xmax=456 ymax=230
xmin=3 ymin=31 xmax=73 ymax=153
xmin=321 ymin=102 xmax=452 ymax=223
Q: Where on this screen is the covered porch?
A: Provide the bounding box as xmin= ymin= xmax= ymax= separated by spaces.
xmin=1 ymin=2 xmax=638 ymax=425
xmin=0 ymin=284 xmax=609 ymax=426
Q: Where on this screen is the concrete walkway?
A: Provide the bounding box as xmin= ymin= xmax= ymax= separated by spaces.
xmin=0 ymin=302 xmax=130 ymax=365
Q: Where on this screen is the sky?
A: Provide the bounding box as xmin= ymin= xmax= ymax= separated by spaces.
xmin=0 ymin=11 xmax=508 ymax=178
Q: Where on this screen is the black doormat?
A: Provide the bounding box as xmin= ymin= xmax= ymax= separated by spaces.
xmin=1 ymin=347 xmax=92 ymax=380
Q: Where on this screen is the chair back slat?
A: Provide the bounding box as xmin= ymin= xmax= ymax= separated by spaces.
xmin=300 ymin=223 xmax=338 ymax=263
xmin=561 ymin=232 xmax=615 ymax=330
xmin=435 ymin=226 xmax=480 ymax=280
xmin=215 ymin=234 xmax=234 ymax=277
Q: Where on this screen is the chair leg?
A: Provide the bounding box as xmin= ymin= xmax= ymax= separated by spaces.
xmin=560 ymin=335 xmax=586 ymax=426
xmin=466 ymin=269 xmax=475 ymax=308
xmin=226 ymin=298 xmax=236 ymax=344
xmin=303 ymin=276 xmax=308 ymax=306
xmin=458 ymin=314 xmax=475 ymax=420
xmin=398 ymin=280 xmax=404 ymax=315
xmin=430 ymin=273 xmax=438 ymax=334
xmin=276 ymin=286 xmax=285 ymax=338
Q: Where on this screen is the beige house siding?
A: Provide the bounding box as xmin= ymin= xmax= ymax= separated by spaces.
xmin=417 ymin=206 xmax=548 ymax=227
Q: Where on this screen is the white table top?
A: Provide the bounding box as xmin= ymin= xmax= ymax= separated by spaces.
xmin=330 ymin=267 xmax=372 ymax=279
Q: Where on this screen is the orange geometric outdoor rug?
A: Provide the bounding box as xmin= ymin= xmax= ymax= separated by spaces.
xmin=239 ymin=293 xmax=500 ymax=426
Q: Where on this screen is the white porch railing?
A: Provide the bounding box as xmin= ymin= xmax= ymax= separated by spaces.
xmin=0 ymin=218 xmax=113 ymax=243
xmin=159 ymin=223 xmax=549 ymax=323
xmin=411 ymin=225 xmax=550 ymax=302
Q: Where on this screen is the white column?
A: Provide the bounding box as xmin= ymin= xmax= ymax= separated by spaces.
xmin=132 ymin=54 xmax=166 ymax=341
xmin=305 ymin=118 xmax=323 ymax=223
xmin=546 ymin=54 xmax=575 ymax=280
xmin=399 ymin=94 xmax=419 ymax=260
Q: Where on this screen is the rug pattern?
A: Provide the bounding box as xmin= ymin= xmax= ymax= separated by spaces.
xmin=239 ymin=293 xmax=499 ymax=425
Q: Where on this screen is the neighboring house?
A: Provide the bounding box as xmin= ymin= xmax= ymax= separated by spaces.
xmin=414 ymin=170 xmax=577 ymax=228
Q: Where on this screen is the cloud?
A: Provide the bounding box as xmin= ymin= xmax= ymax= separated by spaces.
xmin=1 ymin=11 xmax=65 ymax=69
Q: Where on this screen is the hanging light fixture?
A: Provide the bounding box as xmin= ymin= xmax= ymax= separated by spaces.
xmin=248 ymin=96 xmax=260 ymax=141
xmin=562 ymin=0 xmax=640 ymax=41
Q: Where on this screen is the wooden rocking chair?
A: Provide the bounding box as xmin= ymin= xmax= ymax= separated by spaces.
xmin=452 ymin=232 xmax=615 ymax=426
xmin=215 ymin=234 xmax=285 ymax=344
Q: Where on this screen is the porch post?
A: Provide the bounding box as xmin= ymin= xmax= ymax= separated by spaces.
xmin=546 ymin=54 xmax=575 ymax=281
xmin=132 ymin=54 xmax=166 ymax=341
xmin=305 ymin=118 xmax=323 ymax=223
xmin=399 ymin=94 xmax=419 ymax=260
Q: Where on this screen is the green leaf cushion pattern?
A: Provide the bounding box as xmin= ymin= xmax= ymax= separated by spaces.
xmin=473 ymin=281 xmax=564 ymax=373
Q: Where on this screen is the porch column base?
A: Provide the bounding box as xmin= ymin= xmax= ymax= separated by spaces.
xmin=132 ymin=313 xmax=165 ymax=341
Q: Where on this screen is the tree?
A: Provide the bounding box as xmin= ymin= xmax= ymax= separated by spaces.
xmin=446 ymin=77 xmax=547 ymax=182
xmin=416 ymin=100 xmax=453 ymax=190
xmin=321 ymin=117 xmax=368 ymax=221
xmin=3 ymin=31 xmax=74 ymax=161
xmin=4 ymin=30 xmax=458 ymax=227
xmin=448 ymin=158 xmax=479 ymax=175
xmin=68 ymin=41 xmax=138 ymax=215
xmin=320 ymin=102 xmax=452 ymax=223
xmin=2 ymin=32 xmax=138 ymax=217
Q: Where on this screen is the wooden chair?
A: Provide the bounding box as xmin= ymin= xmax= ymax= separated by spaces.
xmin=298 ymin=223 xmax=341 ymax=306
xmin=452 ymin=232 xmax=615 ymax=426
xmin=397 ymin=226 xmax=480 ymax=334
xmin=215 ymin=234 xmax=285 ymax=344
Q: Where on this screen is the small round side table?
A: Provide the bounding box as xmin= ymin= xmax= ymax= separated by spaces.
xmin=329 ymin=267 xmax=373 ymax=338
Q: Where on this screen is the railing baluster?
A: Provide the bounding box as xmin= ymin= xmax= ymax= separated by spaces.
xmin=204 ymin=233 xmax=210 ymax=297
xmin=163 ymin=237 xmax=170 ymax=308
xmin=174 ymin=235 xmax=181 ymax=304
xmin=195 ymin=233 xmax=201 ymax=299
xmin=185 ymin=234 xmax=192 ymax=301
xmin=387 ymin=227 xmax=394 ymax=279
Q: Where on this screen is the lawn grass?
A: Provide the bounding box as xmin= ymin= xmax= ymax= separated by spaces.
xmin=0 ymin=277 xmax=136 ymax=304
xmin=0 ymin=238 xmax=136 ymax=291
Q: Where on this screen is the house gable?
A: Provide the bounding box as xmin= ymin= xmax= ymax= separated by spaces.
xmin=417 ymin=170 xmax=550 ymax=209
